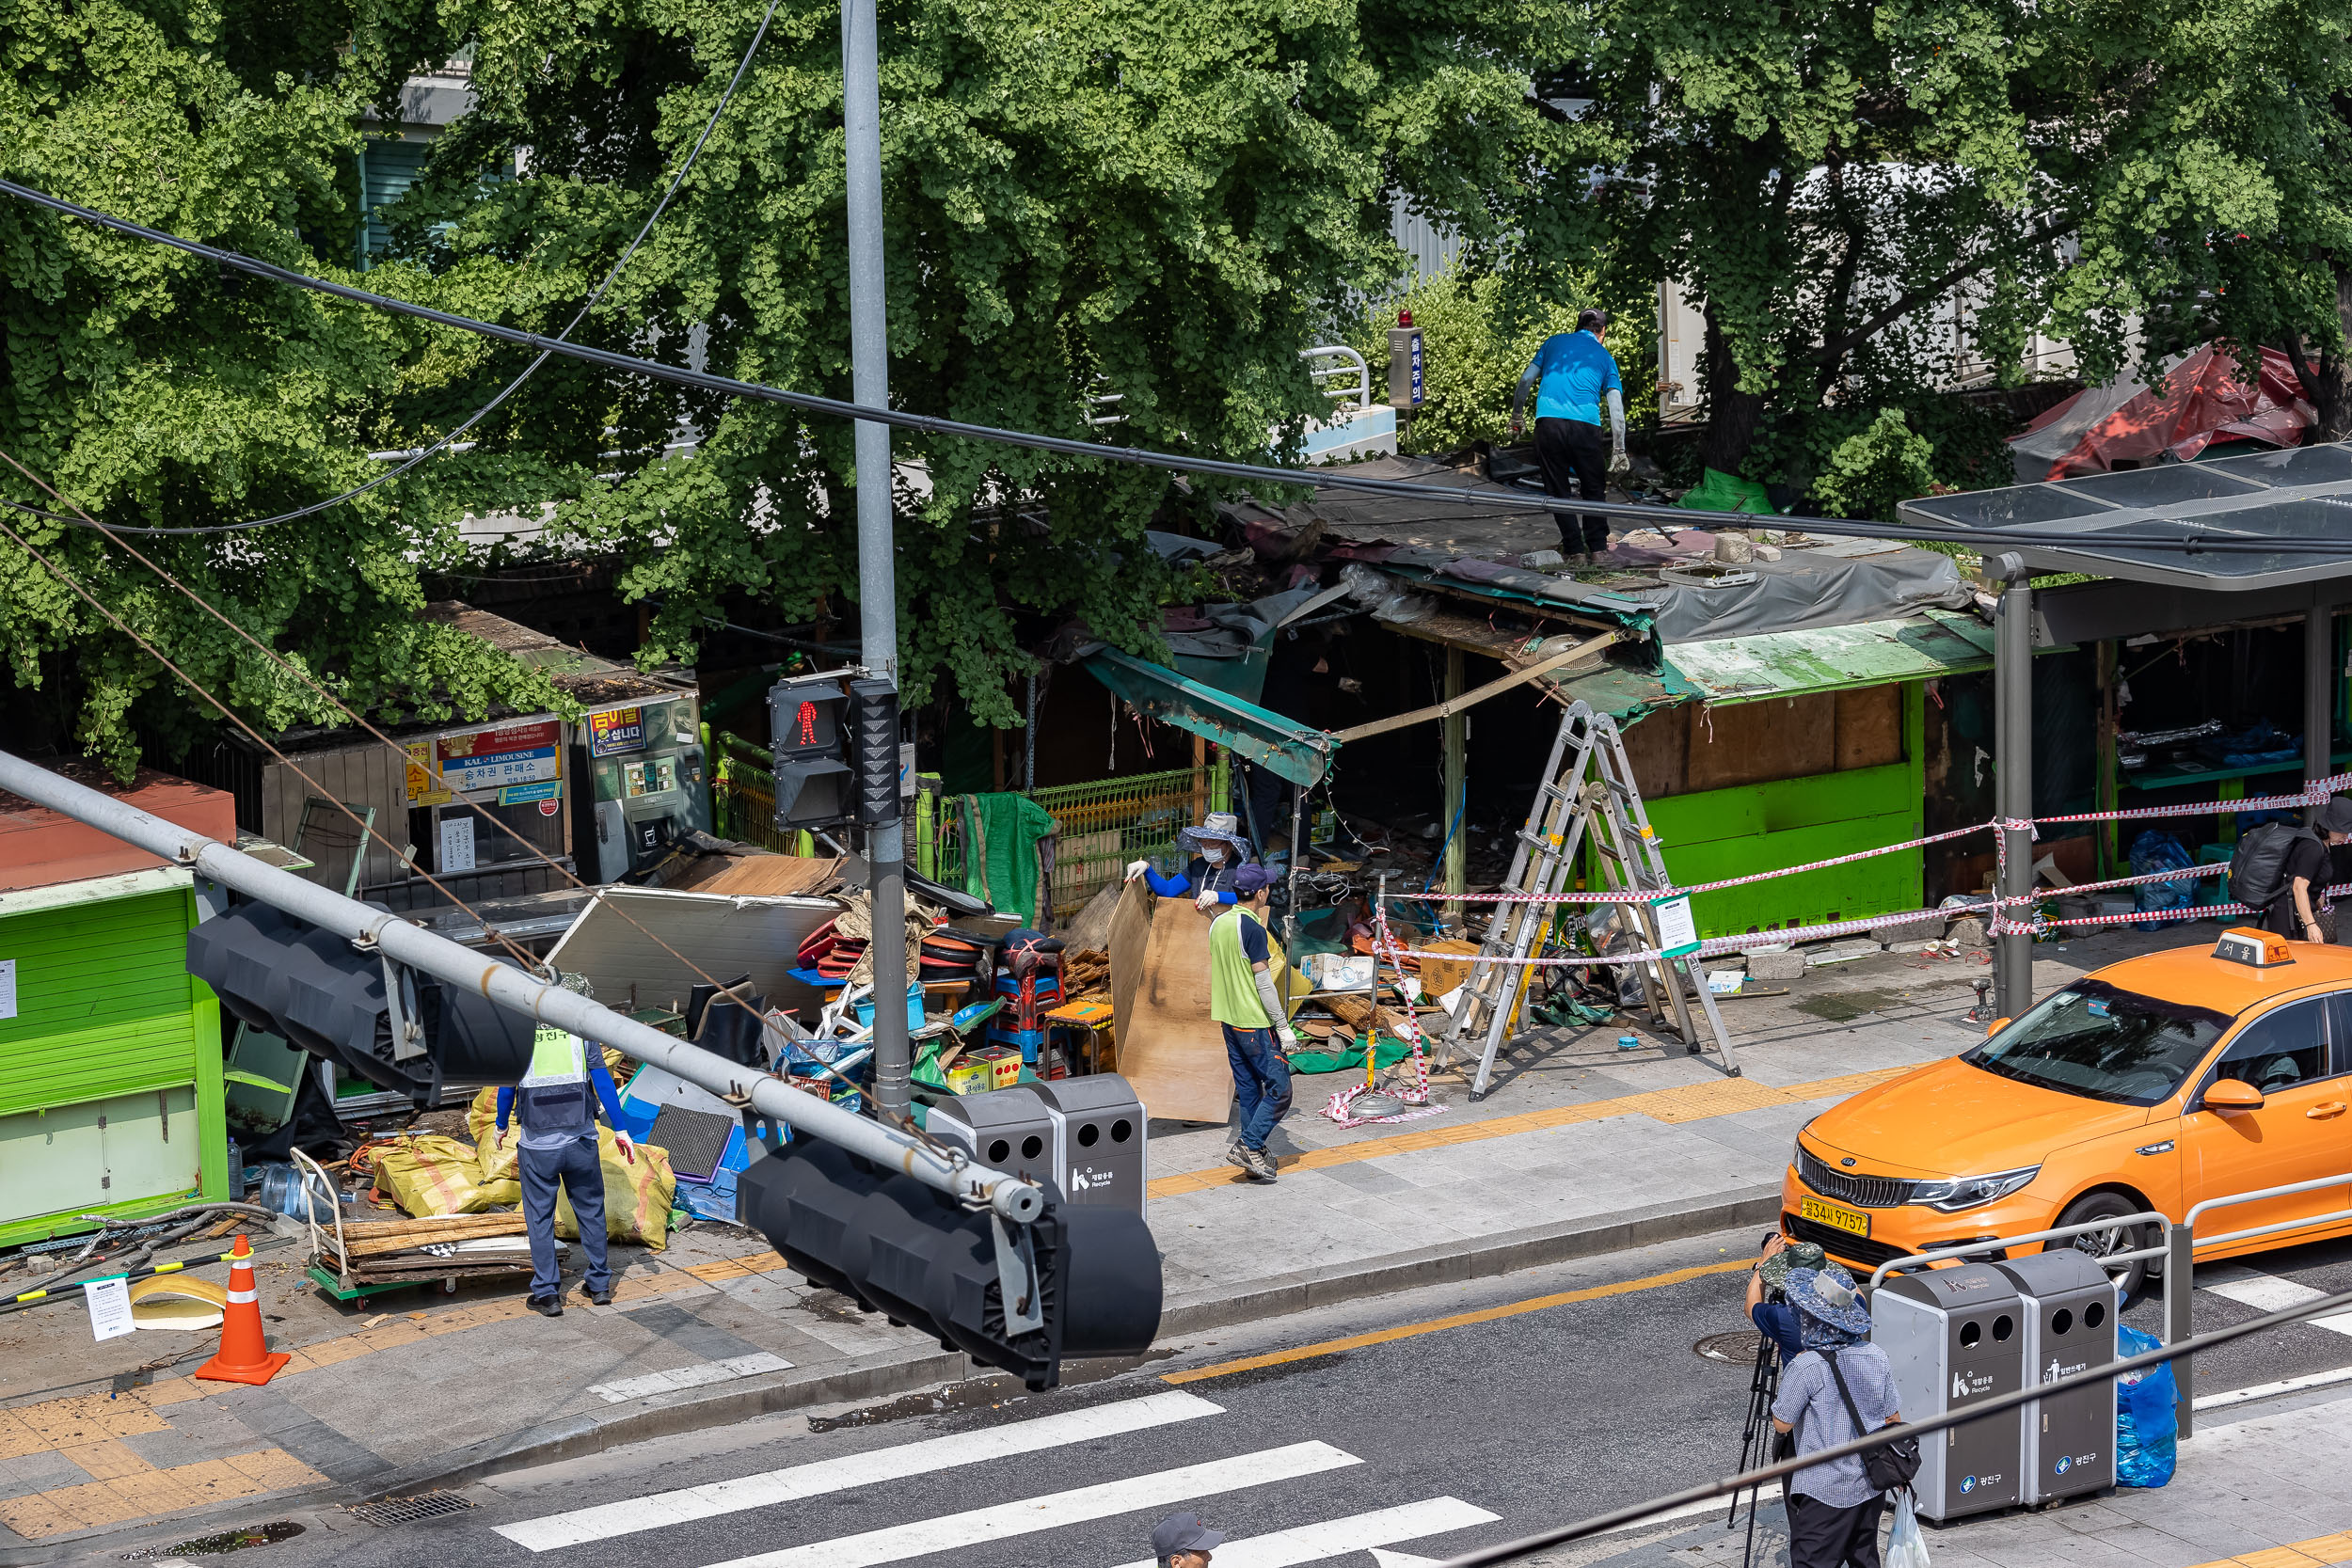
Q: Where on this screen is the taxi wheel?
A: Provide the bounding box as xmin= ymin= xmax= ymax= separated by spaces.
xmin=2053 ymin=1192 xmax=2153 ymax=1303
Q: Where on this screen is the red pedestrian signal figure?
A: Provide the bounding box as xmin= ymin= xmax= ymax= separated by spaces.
xmin=797 ymin=700 xmax=818 ymax=747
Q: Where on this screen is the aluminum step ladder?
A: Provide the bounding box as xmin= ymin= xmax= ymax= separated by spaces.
xmin=1440 ymin=700 xmax=1740 ymax=1098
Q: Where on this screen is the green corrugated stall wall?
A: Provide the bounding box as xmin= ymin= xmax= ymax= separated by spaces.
xmin=1643 ymin=683 xmax=1930 ymax=939
xmin=0 ymin=869 xmax=228 ymax=1246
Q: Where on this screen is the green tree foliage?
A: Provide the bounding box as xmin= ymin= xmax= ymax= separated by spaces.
xmin=398 ymin=0 xmax=1565 ymax=730
xmin=0 ymin=0 xmax=564 ymax=774
xmin=1542 ymin=0 xmax=2086 ymax=484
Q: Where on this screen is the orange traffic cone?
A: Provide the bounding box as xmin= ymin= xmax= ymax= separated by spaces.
xmin=194 ymin=1234 xmax=289 ymax=1386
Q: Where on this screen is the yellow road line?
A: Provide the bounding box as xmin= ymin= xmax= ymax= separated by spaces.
xmin=1161 ymin=1259 xmax=1752 ymax=1385
xmin=1146 ymin=1066 xmax=1915 ymax=1199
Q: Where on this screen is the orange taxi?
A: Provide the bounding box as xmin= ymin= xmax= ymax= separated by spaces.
xmin=1785 ymin=927 xmax=2352 ymax=1295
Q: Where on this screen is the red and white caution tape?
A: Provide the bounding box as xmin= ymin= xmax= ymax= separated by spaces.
xmin=1320 ymin=903 xmax=1444 ymax=1128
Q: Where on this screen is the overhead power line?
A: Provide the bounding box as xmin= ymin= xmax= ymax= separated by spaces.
xmin=1 ymin=177 xmax=2343 ymax=559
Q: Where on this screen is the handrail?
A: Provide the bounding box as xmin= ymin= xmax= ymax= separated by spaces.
xmin=1867 ymin=1211 xmax=2169 ymax=1289
xmin=1300 ymin=345 xmax=1371 ymax=409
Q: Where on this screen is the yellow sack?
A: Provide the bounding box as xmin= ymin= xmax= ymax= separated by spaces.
xmin=371 ymin=1133 xmax=494 ymax=1217
xmin=465 ymin=1087 xmax=523 ymax=1206
xmin=554 ymin=1127 xmax=676 ymax=1250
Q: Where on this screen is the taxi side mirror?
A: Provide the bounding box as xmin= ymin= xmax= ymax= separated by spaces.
xmin=2203 ymin=1078 xmax=2265 ymax=1114
xmin=1985 ymin=1017 xmax=2010 ymax=1037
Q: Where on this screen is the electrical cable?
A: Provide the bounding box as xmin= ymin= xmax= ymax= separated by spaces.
xmin=0 ymin=505 xmax=548 ymax=970
xmin=5 ymin=0 xmax=780 ymax=538
xmin=4 ymin=176 xmax=2346 ymax=560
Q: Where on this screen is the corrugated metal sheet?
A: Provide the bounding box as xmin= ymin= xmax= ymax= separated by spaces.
xmin=1391 ymin=198 xmax=1463 ymax=282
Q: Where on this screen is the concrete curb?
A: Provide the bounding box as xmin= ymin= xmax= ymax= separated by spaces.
xmin=358 ymin=1182 xmax=1782 ymax=1500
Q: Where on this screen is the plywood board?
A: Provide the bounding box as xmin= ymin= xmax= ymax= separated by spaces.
xmin=1686 ymin=694 xmax=1836 ymax=791
xmin=1834 ymin=685 xmax=1904 ymax=771
xmin=1107 ymin=881 xmax=1232 ymax=1125
xmin=1617 ymin=704 xmax=1689 ymax=800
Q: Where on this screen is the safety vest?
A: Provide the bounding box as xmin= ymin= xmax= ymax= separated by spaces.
xmin=516 ymin=1027 xmax=595 ymax=1138
xmin=1208 ymin=907 xmax=1274 ymax=1028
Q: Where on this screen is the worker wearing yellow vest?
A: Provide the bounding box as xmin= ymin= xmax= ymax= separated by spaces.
xmin=1209 ymin=863 xmax=1298 ymax=1182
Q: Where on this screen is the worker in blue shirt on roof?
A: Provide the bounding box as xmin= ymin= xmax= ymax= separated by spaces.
xmin=1509 ymin=309 xmax=1629 ymax=565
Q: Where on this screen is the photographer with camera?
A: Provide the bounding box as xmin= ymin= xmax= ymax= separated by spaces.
xmin=1746 ymin=1232 xmax=1823 ymax=1362
xmin=1771 ymin=1268 xmax=1905 ymax=1568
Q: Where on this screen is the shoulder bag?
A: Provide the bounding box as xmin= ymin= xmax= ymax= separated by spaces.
xmin=1825 ymin=1348 xmax=1921 ymax=1494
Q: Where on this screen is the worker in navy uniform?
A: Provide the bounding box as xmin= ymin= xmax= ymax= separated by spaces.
xmin=496 ymin=1008 xmax=634 ymax=1316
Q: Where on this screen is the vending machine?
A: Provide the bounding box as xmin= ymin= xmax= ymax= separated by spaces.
xmin=573 ymin=692 xmax=710 ymax=882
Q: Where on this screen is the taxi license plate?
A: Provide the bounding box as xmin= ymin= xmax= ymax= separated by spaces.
xmin=1800 ymin=1196 xmax=1870 ymax=1239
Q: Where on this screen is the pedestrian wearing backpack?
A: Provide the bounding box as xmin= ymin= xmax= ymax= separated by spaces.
xmin=2238 ymin=798 xmax=2352 ymax=942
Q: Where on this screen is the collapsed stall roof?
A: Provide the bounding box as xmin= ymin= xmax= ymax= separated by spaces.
xmin=1079 ymin=648 xmax=1338 ymax=785
xmin=1224 ymin=453 xmax=1971 ymax=642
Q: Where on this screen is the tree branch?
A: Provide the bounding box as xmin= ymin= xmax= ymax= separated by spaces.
xmin=1792 ymin=216 xmax=2080 ymax=371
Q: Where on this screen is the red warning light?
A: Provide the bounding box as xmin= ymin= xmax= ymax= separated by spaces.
xmin=796 ymin=701 xmax=818 ymax=746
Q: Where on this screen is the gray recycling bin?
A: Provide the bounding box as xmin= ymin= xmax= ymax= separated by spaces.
xmin=1033 ymin=1076 xmax=1148 ymax=1214
xmin=1994 ymin=1250 xmax=2119 ymax=1504
xmin=1871 ymin=1261 xmax=2026 ymax=1521
xmin=926 ymin=1085 xmax=1058 ymax=1190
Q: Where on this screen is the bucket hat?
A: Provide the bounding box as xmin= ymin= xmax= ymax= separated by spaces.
xmin=1785 ymin=1265 xmax=1873 ymax=1337
xmin=1757 ymin=1239 xmax=1827 ymax=1291
xmin=1178 ymin=811 xmax=1252 ymax=859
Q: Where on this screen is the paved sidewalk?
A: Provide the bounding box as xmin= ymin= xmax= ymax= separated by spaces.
xmin=1570 ymin=1384 xmax=2352 ymax=1568
xmin=0 ymin=926 xmax=2185 ymax=1553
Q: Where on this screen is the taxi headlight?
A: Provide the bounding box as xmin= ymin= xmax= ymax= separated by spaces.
xmin=1911 ymin=1166 xmax=2041 ymax=1212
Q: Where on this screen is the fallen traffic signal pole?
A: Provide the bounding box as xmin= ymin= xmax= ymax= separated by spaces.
xmin=0 ymin=749 xmax=1161 ymax=1387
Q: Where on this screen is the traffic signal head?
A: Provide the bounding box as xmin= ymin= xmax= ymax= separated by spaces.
xmin=187 ymin=902 xmax=534 ymax=1102
xmin=767 ymin=674 xmax=853 ymax=829
xmin=736 ymin=1139 xmax=1162 ymax=1389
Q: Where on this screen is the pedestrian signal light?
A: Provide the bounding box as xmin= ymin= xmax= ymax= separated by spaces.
xmin=766 ymin=673 xmax=853 ymax=830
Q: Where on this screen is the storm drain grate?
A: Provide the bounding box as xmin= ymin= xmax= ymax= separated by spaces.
xmin=344 ymin=1492 xmax=477 ymax=1527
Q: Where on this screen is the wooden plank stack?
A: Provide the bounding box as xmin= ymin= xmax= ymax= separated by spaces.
xmin=318 ymin=1214 xmax=534 ymax=1284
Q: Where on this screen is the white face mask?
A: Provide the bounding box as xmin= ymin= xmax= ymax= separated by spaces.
xmin=1202 ymin=844 xmax=1228 ymax=866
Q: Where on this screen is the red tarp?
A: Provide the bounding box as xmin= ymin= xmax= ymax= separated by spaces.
xmin=2010 ymin=344 xmax=2312 ymax=480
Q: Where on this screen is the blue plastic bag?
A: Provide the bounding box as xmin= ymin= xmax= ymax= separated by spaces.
xmin=2128 ymin=832 xmax=2199 ymax=923
xmin=2115 ymin=1324 xmax=2178 ymax=1487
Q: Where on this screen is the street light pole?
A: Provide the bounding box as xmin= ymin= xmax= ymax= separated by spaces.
xmin=841 ymin=0 xmax=909 ymax=1121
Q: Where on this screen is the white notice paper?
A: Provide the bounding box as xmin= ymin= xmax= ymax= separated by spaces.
xmin=84 ymin=1276 xmax=135 ymax=1341
xmin=438 ymin=815 xmax=477 ymax=873
xmin=0 ymin=958 xmax=14 ymax=1021
xmin=1651 ymin=894 xmax=1702 ymax=958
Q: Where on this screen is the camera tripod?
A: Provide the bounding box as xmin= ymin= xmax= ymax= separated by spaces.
xmin=1725 ymin=1324 xmax=1781 ymax=1568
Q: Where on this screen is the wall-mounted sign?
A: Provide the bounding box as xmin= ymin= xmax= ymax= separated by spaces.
xmin=435 ymin=719 xmax=562 ymax=796
xmin=438 ymin=814 xmax=477 ymax=873
xmin=498 ymin=780 xmax=563 ymax=807
xmin=588 ymin=706 xmax=647 ymax=757
xmin=405 ymin=741 xmax=453 ymax=806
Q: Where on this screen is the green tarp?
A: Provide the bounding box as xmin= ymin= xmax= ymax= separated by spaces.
xmin=1081 ymin=648 xmax=1338 ymax=786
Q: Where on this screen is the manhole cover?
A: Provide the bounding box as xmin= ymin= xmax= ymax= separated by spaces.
xmin=344 ymin=1492 xmax=477 ymax=1527
xmin=1695 ymin=1330 xmax=1764 ymax=1365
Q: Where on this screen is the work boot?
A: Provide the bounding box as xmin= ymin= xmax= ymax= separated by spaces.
xmin=1240 ymin=1147 xmax=1279 ymax=1183
xmin=528 ymin=1293 xmax=564 ymax=1318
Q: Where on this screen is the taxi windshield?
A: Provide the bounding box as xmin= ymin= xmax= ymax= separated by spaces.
xmin=1963 ymin=979 xmax=2229 ymax=1106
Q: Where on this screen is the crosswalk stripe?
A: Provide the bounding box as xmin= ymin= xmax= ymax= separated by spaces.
xmin=2201 ymin=1269 xmax=2352 ymax=1335
xmin=695 ymin=1441 xmax=1362 ymax=1568
xmin=496 ymin=1389 xmax=1228 ymax=1551
xmin=1105 ymin=1497 xmax=1498 ymax=1568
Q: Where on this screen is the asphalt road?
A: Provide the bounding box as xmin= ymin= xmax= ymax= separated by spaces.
xmin=212 ymin=1226 xmax=2352 ymax=1568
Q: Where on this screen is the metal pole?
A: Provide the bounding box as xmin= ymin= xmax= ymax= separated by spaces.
xmin=842 ymin=0 xmax=909 ymax=1121
xmin=2168 ymin=1222 xmax=2196 ymax=1440
xmin=1442 ymin=646 xmax=1466 ymax=927
xmin=2308 ymin=597 xmax=2334 ymax=799
xmin=1992 ymin=554 xmax=2035 ymax=1019
xmin=0 ymin=749 xmax=1041 ymax=1224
